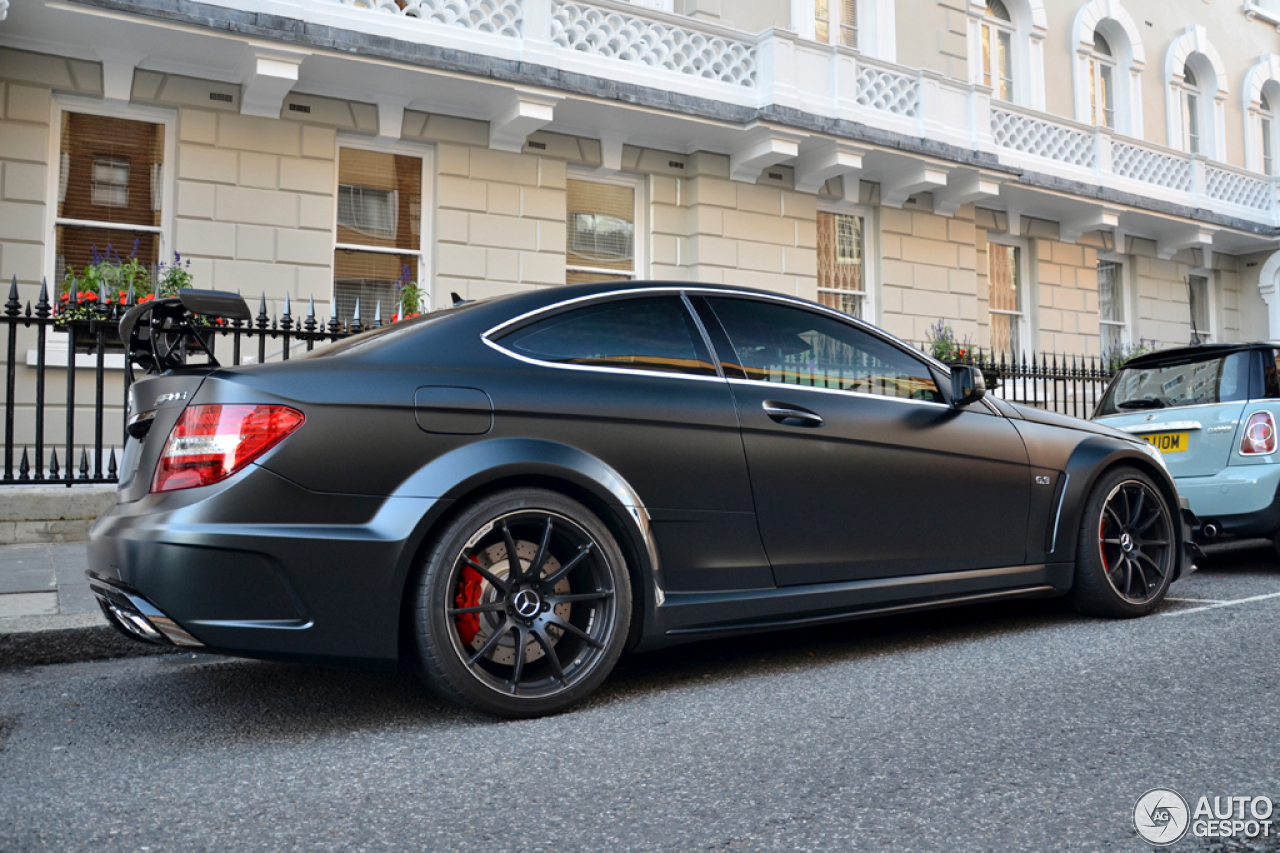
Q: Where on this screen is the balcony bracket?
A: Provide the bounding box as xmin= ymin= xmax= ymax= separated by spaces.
xmin=1157 ymin=225 xmax=1217 ymax=261
xmin=489 ymin=90 xmax=563 ymax=153
xmin=239 ymin=46 xmax=309 ymax=119
xmin=793 ymin=141 xmax=868 ymax=195
xmin=880 ymin=161 xmax=950 ymax=208
xmin=1059 ymin=207 xmax=1122 ymax=244
xmin=932 ymin=169 xmax=1004 ymax=217
xmin=729 ymin=128 xmax=804 ymax=184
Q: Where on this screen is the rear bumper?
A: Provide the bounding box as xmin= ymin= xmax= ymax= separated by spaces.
xmin=86 ymin=464 xmax=446 ymax=665
xmin=1177 ymin=466 xmax=1280 ymax=540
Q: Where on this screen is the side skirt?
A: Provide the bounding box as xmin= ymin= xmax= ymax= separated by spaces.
xmin=635 ymin=563 xmax=1073 ymax=651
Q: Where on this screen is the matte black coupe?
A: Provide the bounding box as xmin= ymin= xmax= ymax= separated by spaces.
xmin=88 ymin=281 xmax=1191 ymax=717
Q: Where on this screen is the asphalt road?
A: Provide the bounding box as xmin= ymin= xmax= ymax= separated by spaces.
xmin=3 ymin=545 xmax=1280 ymax=852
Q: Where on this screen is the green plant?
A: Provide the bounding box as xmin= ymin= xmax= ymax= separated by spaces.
xmin=395 ymin=265 xmax=427 ymax=320
xmin=925 ymin=318 xmax=972 ymax=362
xmin=155 ymin=253 xmax=193 ymax=298
xmin=1103 ymin=337 xmax=1155 ymax=373
xmin=57 ymin=245 xmax=189 ymax=322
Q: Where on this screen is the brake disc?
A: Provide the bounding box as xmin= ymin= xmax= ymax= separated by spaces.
xmin=464 ymin=539 xmax=570 ymax=666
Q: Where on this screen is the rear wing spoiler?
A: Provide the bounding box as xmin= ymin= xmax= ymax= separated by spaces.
xmin=119 ymin=290 xmax=252 ymax=375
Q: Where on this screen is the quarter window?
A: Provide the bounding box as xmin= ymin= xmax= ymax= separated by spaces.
xmin=707 ymin=298 xmax=943 ymax=403
xmin=55 ymin=112 xmax=166 ymax=292
xmin=334 ymin=147 xmax=425 ymax=323
xmin=501 ymin=297 xmax=716 ymax=377
xmin=817 ymin=212 xmax=867 ymax=319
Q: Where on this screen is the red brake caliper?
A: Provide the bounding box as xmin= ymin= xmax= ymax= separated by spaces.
xmin=455 ymin=561 xmax=484 ymax=646
xmin=1100 ymin=518 xmax=1109 ymax=572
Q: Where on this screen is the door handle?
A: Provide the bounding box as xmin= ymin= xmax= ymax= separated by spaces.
xmin=762 ymin=401 xmax=824 ymax=427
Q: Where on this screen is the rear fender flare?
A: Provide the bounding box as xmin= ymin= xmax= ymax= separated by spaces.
xmin=389 ymin=437 xmax=663 ymax=637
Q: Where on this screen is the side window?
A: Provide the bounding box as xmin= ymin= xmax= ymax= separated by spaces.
xmin=708 ymin=298 xmax=944 ymax=403
xmin=1266 ymin=350 xmax=1280 ymax=399
xmin=499 ymin=296 xmax=716 ymax=378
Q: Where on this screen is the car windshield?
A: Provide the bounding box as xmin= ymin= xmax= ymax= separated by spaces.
xmin=1096 ymin=351 xmax=1250 ymax=416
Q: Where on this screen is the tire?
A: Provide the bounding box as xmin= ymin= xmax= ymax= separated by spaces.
xmin=1069 ymin=466 xmax=1177 ymax=618
xmin=413 ymin=488 xmax=632 ymax=718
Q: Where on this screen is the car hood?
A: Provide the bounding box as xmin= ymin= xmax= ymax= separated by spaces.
xmin=1006 ymin=401 xmax=1142 ymax=442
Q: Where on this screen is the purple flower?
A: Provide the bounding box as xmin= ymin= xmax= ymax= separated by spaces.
xmin=91 ymin=245 xmax=102 ymax=265
xmin=131 ymin=237 xmax=139 ymax=258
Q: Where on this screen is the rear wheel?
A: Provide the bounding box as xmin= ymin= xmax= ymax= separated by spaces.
xmin=1069 ymin=467 xmax=1176 ymax=617
xmin=414 ymin=488 xmax=631 ymax=718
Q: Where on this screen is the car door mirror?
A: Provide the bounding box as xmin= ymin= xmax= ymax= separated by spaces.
xmin=950 ymin=364 xmax=986 ymax=407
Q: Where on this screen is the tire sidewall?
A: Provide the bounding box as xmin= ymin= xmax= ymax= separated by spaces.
xmin=415 ymin=488 xmax=632 ymax=718
xmin=1073 ymin=467 xmax=1176 ymax=618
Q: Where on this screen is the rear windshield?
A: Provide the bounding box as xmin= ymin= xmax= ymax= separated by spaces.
xmin=1096 ymin=351 xmax=1251 ymax=416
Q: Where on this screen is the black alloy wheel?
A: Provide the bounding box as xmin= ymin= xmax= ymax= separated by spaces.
xmin=414 ymin=488 xmax=631 ymax=718
xmin=1070 ymin=467 xmax=1176 ymax=617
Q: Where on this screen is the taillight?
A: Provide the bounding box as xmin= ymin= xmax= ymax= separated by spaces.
xmin=1240 ymin=411 xmax=1277 ymax=455
xmin=151 ymin=404 xmax=304 ymax=493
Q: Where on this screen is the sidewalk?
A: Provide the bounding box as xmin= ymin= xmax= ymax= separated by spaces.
xmin=0 ymin=541 xmax=177 ymax=667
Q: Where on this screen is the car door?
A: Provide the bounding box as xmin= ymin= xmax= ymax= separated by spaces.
xmin=486 ymin=292 xmax=773 ymax=592
xmin=696 ymin=295 xmax=1032 ymax=586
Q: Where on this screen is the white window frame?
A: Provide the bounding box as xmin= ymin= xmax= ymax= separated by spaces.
xmin=332 ymin=136 xmax=434 ymax=317
xmin=986 ymin=233 xmax=1031 ymax=358
xmin=1186 ymin=269 xmax=1215 ymax=344
xmin=1069 ymin=4 xmax=1146 ymax=137
xmin=966 ymin=0 xmax=1047 ymax=111
xmin=44 ymin=96 xmax=177 ymax=296
xmin=979 ymin=3 xmax=1015 ymax=104
xmin=1163 ymin=30 xmax=1228 ymax=162
xmin=1087 ymin=34 xmax=1116 ymax=129
xmin=791 ymin=0 xmax=895 ymax=59
xmin=565 ymin=169 xmax=646 ymax=284
xmin=816 ymin=201 xmax=877 ymax=324
xmin=1095 ymin=253 xmax=1130 ymax=355
xmin=1178 ymin=66 xmax=1203 ymax=155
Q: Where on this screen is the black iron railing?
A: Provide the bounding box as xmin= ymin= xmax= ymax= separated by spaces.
xmin=936 ymin=350 xmax=1116 ymax=420
xmin=0 ymin=279 xmax=360 ymax=485
xmin=0 ymin=280 xmax=1122 ymax=487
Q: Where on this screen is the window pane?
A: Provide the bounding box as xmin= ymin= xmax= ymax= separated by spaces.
xmin=1263 ymin=118 xmax=1273 ymax=176
xmin=1099 ymin=352 xmax=1250 ymax=415
xmin=56 ymin=226 xmax=159 ymax=297
xmin=997 ymin=30 xmax=1013 ymax=101
xmin=1089 ymin=59 xmax=1098 ymax=125
xmin=1100 ymin=64 xmax=1114 ymax=128
xmin=1188 ymin=274 xmax=1209 ymax=336
xmin=990 ymin=313 xmax=1019 ymax=357
xmin=1097 ymin=261 xmax=1122 ymax=323
xmin=336 ymin=149 xmax=421 ymax=251
xmin=815 ymin=0 xmax=829 ymax=41
xmin=708 ymin=298 xmax=943 ymax=402
xmin=981 ymin=24 xmax=992 ymax=88
xmin=334 ymin=249 xmax=419 ymax=324
xmin=567 ymin=180 xmax=635 ymax=273
xmin=839 ymin=0 xmax=856 ymax=46
xmin=988 ymin=243 xmax=1020 ymax=312
xmin=501 ymin=297 xmax=715 ymax=377
xmin=1186 ymin=93 xmax=1200 ymax=153
xmin=567 ymin=270 xmax=630 ymax=285
xmin=59 ymin=113 xmax=163 ymax=227
xmin=817 ymin=212 xmax=865 ymax=319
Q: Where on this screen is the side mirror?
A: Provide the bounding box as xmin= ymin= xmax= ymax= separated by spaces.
xmin=950 ymin=364 xmax=986 ymax=407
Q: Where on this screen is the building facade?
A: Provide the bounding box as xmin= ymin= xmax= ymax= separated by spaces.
xmin=1 ymin=0 xmax=1280 ymax=451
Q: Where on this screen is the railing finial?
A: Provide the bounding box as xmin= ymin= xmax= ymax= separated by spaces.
xmin=5 ymin=276 xmax=19 ymax=317
xmin=35 ymin=278 xmax=49 ymax=319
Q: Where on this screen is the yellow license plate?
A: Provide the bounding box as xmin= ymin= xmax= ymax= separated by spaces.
xmin=1140 ymin=432 xmax=1188 ymax=453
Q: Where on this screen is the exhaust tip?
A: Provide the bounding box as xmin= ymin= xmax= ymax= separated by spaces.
xmin=1201 ymin=521 xmax=1220 ymax=539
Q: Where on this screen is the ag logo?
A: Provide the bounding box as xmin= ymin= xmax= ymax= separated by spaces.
xmin=1134 ymin=788 xmax=1190 ymax=846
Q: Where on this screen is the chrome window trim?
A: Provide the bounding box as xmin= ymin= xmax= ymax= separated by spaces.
xmin=481 ymin=285 xmax=953 ymax=394
xmin=726 ymin=377 xmax=950 ymax=409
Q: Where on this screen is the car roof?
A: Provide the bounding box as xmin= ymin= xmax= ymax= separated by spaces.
xmin=1121 ymin=342 xmax=1280 ymax=369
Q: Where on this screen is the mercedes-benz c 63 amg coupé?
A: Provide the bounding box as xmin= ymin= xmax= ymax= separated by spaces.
xmin=89 ymin=281 xmax=1192 ymax=717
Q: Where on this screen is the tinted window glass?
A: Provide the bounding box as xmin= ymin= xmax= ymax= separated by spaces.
xmin=1097 ymin=351 xmax=1250 ymax=415
xmin=501 ymin=297 xmax=716 ymax=377
xmin=708 ymin=297 xmax=943 ymax=402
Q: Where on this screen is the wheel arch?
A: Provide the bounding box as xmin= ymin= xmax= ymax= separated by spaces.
xmin=390 ymin=439 xmax=660 ymax=661
xmin=1049 ymin=438 xmax=1182 ymax=566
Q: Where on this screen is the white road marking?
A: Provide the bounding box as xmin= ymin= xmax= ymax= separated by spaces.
xmin=1165 ymin=597 xmax=1230 ymax=604
xmin=1162 ymin=591 xmax=1280 ymax=616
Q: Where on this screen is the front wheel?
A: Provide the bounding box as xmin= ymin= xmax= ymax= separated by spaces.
xmin=1069 ymin=467 xmax=1176 ymax=618
xmin=414 ymin=488 xmax=631 ymax=718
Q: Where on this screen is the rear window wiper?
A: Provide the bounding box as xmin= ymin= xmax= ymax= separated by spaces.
xmin=1116 ymin=397 xmax=1168 ymax=410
